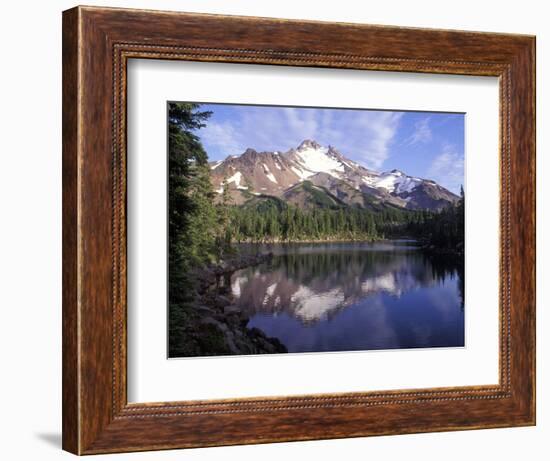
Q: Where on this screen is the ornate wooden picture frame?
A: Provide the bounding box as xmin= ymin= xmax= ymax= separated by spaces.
xmin=62 ymin=5 xmax=535 ymax=455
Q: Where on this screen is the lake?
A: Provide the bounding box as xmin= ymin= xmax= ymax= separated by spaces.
xmin=231 ymin=241 xmax=464 ymax=353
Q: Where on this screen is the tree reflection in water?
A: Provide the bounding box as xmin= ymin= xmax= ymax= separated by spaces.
xmin=231 ymin=241 xmax=464 ymax=353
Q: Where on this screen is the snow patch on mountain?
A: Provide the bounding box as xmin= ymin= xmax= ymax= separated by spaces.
xmin=361 ymin=176 xmax=378 ymax=187
xmin=374 ymin=170 xmax=422 ymax=194
xmin=294 ymin=145 xmax=345 ymax=179
xmin=291 ymin=165 xmax=313 ymax=180
xmin=262 ymin=163 xmax=278 ymax=183
xmin=226 ymin=171 xmax=243 ymax=187
xmin=266 ymin=172 xmax=278 ymax=183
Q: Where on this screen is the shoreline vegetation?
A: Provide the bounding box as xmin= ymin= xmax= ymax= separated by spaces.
xmin=229 ymin=235 xmax=382 ymax=244
xmin=169 ymin=252 xmax=288 ymax=358
xmin=167 ymin=102 xmax=465 ymax=357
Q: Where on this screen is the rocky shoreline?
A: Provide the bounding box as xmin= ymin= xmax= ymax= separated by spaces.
xmin=169 ymin=252 xmax=288 ymax=358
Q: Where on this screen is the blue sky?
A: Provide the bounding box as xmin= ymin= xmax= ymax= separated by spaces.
xmin=191 ymin=103 xmax=464 ymax=193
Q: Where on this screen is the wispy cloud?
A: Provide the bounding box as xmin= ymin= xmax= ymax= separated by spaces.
xmin=283 ymin=107 xmax=319 ymax=139
xmin=199 ymin=120 xmax=242 ymax=155
xmin=351 ymin=111 xmax=403 ymax=169
xmin=427 ymin=143 xmax=464 ymax=194
xmin=405 ymin=117 xmax=432 ymax=145
xmin=196 ymin=105 xmax=402 ymax=170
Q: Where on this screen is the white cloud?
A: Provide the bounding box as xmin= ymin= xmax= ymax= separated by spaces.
xmin=427 ymin=143 xmax=464 ymax=194
xmin=283 ymin=107 xmax=318 ymax=140
xmin=343 ymin=111 xmax=403 ymax=170
xmin=197 ymin=106 xmax=403 ymax=170
xmin=199 ymin=121 xmax=242 ymax=157
xmin=405 ymin=117 xmax=432 ymax=145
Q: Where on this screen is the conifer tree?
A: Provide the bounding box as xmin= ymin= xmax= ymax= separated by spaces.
xmin=168 ymin=102 xmax=213 ymax=302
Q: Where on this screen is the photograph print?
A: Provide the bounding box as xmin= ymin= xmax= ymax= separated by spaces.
xmin=168 ymin=102 xmax=465 ymax=358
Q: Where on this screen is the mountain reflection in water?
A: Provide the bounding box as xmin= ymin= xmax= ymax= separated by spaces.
xmin=231 ymin=241 xmax=464 ymax=353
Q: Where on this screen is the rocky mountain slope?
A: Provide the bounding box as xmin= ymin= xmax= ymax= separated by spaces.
xmin=210 ymin=139 xmax=458 ymax=210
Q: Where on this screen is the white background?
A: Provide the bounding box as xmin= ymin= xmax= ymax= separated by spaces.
xmin=128 ymin=60 xmax=499 ymax=402
xmin=0 ymin=0 xmax=546 ymax=460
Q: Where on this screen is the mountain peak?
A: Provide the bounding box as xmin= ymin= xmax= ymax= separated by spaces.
xmin=239 ymin=148 xmax=260 ymax=162
xmin=209 ymin=141 xmax=458 ymax=210
xmin=297 ymin=139 xmax=323 ymax=151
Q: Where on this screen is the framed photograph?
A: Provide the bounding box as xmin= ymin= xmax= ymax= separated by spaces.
xmin=62 ymin=6 xmax=535 ymax=455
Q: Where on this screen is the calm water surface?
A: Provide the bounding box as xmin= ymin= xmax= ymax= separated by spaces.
xmin=231 ymin=241 xmax=464 ymax=353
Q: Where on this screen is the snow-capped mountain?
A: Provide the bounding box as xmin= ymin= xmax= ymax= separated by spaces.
xmin=210 ymin=139 xmax=458 ymax=210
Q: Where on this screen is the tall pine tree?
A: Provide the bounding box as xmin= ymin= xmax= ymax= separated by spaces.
xmin=168 ymin=102 xmax=213 ymax=302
